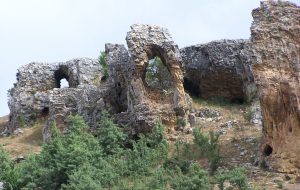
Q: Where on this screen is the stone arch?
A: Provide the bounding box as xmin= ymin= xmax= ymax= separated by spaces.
xmin=144 ymin=45 xmax=175 ymax=88
xmin=126 ymin=24 xmax=186 ymax=115
xmin=54 ymin=65 xmax=78 ymax=88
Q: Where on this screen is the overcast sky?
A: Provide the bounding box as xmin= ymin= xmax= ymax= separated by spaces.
xmin=0 ymin=0 xmax=299 ymax=116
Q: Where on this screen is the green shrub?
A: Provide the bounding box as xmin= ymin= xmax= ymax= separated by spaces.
xmin=61 ymin=163 xmax=115 ymax=190
xmin=193 ymin=128 xmax=221 ymax=174
xmin=0 ymin=113 xmax=242 ymax=190
xmin=215 ymin=167 xmax=250 ymax=190
xmin=17 ymin=115 xmax=103 ymax=189
xmin=0 ymin=147 xmax=19 ymax=190
xmin=125 ymin=122 xmax=168 ymax=175
xmin=98 ymin=51 xmax=108 ymax=78
xmin=171 ymin=163 xmax=211 ymax=190
xmin=97 ymin=110 xmax=127 ymax=155
xmin=243 ymin=108 xmax=254 ymax=123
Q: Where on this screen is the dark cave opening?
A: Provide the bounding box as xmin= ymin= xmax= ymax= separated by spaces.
xmin=230 ymin=97 xmax=245 ymax=104
xmin=54 ymin=65 xmax=77 ymax=88
xmin=41 ymin=107 xmax=49 ymax=117
xmin=183 ymin=77 xmax=200 ymax=96
xmin=263 ymin=144 xmax=273 ymax=156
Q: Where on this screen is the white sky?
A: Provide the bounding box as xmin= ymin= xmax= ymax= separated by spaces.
xmin=0 ymin=0 xmax=299 ymax=116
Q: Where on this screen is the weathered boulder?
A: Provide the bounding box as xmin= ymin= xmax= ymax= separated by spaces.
xmin=181 ymin=39 xmax=256 ymax=103
xmin=251 ymin=1 xmax=300 ymax=173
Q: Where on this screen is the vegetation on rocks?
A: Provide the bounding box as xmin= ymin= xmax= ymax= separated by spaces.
xmin=0 ymin=112 xmax=252 ymax=190
xmin=98 ymin=51 xmax=108 ymax=79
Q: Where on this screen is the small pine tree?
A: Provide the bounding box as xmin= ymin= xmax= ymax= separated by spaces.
xmin=193 ymin=128 xmax=221 ymax=174
xmin=98 ymin=51 xmax=108 ymax=78
xmin=0 ymin=147 xmax=19 ymax=190
xmin=97 ymin=110 xmax=127 ymax=155
xmin=215 ymin=167 xmax=250 ymax=190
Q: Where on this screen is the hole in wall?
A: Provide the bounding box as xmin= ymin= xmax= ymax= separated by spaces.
xmin=60 ymin=78 xmax=69 ymax=88
xmin=144 ymin=56 xmax=175 ymax=103
xmin=183 ymin=77 xmax=200 ymax=96
xmin=54 ymin=65 xmax=77 ymax=88
xmin=145 ymin=56 xmax=173 ymax=91
xmin=263 ymin=144 xmax=273 ymax=156
xmin=41 ymin=107 xmax=49 ymax=117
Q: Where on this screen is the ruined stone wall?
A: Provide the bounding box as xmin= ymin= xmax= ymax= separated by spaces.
xmin=251 ymin=1 xmax=300 ymax=173
xmin=8 ymin=58 xmax=104 ymax=134
xmin=181 ymin=39 xmax=256 ymax=103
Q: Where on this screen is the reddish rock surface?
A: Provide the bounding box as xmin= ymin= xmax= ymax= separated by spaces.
xmin=251 ymin=1 xmax=300 ymax=173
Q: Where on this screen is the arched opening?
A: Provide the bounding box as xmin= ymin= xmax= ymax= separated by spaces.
xmin=144 ymin=56 xmax=175 ymax=102
xmin=145 ymin=56 xmax=173 ymax=90
xmin=183 ymin=77 xmax=200 ymax=96
xmin=60 ymin=78 xmax=69 ymax=88
xmin=54 ymin=65 xmax=77 ymax=88
xmin=263 ymin=144 xmax=273 ymax=156
xmin=41 ymin=107 xmax=49 ymax=117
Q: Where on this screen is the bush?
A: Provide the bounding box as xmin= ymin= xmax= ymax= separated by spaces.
xmin=61 ymin=163 xmax=114 ymax=190
xmin=0 ymin=147 xmax=19 ymax=190
xmin=98 ymin=51 xmax=108 ymax=79
xmin=0 ymin=113 xmax=239 ymax=190
xmin=215 ymin=167 xmax=250 ymax=190
xmin=243 ymin=107 xmax=254 ymax=123
xmin=97 ymin=111 xmax=127 ymax=155
xmin=170 ymin=163 xmax=211 ymax=190
xmin=17 ymin=115 xmax=103 ymax=189
xmin=193 ymin=128 xmax=221 ymax=174
xmin=125 ymin=122 xmax=168 ymax=175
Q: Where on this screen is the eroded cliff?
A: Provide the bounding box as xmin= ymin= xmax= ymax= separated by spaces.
xmin=251 ymin=1 xmax=300 ymax=173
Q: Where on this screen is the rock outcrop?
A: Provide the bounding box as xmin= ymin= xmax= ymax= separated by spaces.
xmin=121 ymin=24 xmax=191 ymax=133
xmin=7 ymin=58 xmax=109 ymax=137
xmin=7 ymin=24 xmax=193 ymax=139
xmin=251 ymin=1 xmax=300 ymax=173
xmin=181 ymin=39 xmax=256 ymax=103
xmin=126 ymin=24 xmax=187 ymax=116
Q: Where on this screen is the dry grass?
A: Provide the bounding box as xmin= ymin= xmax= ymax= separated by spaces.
xmin=0 ymin=120 xmax=43 ymax=158
xmin=167 ymin=97 xmax=297 ymax=189
xmin=0 ymin=115 xmax=9 ymax=131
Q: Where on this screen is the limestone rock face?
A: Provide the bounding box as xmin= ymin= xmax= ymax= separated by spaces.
xmin=8 ymin=58 xmax=105 ymax=135
xmin=181 ymin=39 xmax=256 ymax=103
xmin=251 ymin=1 xmax=300 ymax=173
xmin=6 ymin=24 xmax=192 ymax=140
xmin=126 ymin=24 xmax=186 ymax=115
xmin=105 ymin=43 xmax=133 ymax=114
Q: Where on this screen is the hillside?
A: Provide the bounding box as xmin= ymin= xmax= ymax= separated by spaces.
xmin=1 ymin=98 xmax=300 ymax=189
